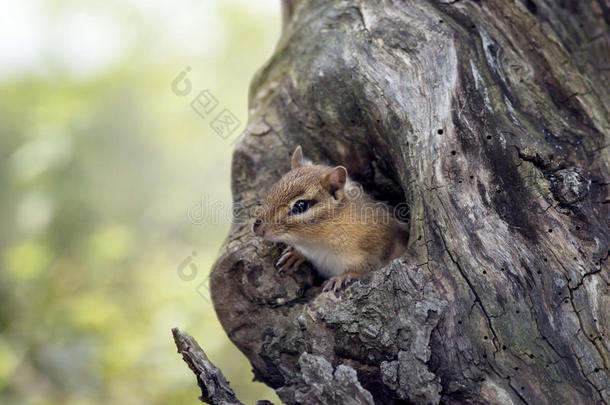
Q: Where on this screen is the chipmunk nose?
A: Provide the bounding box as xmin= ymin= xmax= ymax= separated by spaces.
xmin=253 ymin=218 xmax=265 ymax=237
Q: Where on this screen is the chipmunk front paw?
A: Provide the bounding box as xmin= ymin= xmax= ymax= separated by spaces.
xmin=276 ymin=246 xmax=306 ymax=272
xmin=322 ymin=272 xmax=359 ymax=293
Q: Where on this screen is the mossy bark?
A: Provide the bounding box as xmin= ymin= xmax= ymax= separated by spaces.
xmin=205 ymin=0 xmax=609 ymax=404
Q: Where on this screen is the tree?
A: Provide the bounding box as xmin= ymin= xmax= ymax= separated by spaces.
xmin=175 ymin=0 xmax=610 ymax=403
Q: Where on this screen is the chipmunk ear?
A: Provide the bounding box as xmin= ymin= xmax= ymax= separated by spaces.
xmin=323 ymin=166 xmax=347 ymax=198
xmin=291 ymin=146 xmax=303 ymax=169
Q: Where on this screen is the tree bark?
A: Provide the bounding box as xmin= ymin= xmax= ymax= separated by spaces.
xmin=202 ymin=0 xmax=610 ymax=404
xmin=172 ymin=328 xmax=245 ymax=405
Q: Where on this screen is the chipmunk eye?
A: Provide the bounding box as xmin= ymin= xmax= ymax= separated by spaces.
xmin=290 ymin=199 xmax=316 ymax=215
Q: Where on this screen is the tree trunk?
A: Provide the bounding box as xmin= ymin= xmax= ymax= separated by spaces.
xmin=201 ymin=0 xmax=610 ymax=404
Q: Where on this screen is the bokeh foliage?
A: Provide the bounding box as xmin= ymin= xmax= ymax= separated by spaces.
xmin=0 ymin=1 xmax=280 ymax=404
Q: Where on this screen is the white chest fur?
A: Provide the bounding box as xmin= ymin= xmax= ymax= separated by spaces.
xmin=294 ymin=243 xmax=349 ymax=278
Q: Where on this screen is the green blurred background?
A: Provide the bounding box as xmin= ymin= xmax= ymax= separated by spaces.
xmin=0 ymin=1 xmax=280 ymax=404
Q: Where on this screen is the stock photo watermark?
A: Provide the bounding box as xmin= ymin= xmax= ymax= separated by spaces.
xmin=171 ymin=66 xmax=244 ymax=302
xmin=176 ymin=251 xmax=211 ymax=304
xmin=171 ymin=66 xmax=243 ymax=142
xmin=185 ymin=191 xmax=409 ymax=227
xmin=186 ymin=194 xmax=253 ymax=226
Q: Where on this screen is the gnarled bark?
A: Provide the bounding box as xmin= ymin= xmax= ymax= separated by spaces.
xmin=188 ymin=0 xmax=610 ymax=404
xmin=172 ymin=328 xmax=244 ymax=405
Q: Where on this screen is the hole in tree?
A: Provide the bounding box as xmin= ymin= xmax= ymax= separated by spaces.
xmin=290 ymin=139 xmax=414 ymax=294
xmin=349 ymin=147 xmax=411 ymax=226
xmin=523 ymin=0 xmax=538 ymax=14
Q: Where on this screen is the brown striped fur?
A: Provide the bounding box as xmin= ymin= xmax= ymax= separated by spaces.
xmin=253 ymin=146 xmax=408 ymax=290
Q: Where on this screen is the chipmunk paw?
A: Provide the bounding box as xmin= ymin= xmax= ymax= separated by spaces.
xmin=276 ymin=246 xmax=306 ymax=272
xmin=322 ymin=272 xmax=358 ymax=293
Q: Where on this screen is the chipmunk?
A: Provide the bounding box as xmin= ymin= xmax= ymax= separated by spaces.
xmin=253 ymin=146 xmax=409 ymax=292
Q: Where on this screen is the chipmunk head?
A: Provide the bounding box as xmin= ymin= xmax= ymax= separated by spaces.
xmin=253 ymin=146 xmax=348 ymax=243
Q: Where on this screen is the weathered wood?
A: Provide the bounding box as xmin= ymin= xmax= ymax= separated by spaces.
xmin=172 ymin=327 xmax=245 ymax=405
xmin=205 ymin=0 xmax=609 ymax=404
xmin=173 ymin=327 xmax=374 ymax=405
